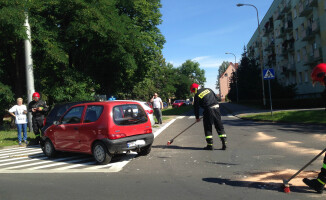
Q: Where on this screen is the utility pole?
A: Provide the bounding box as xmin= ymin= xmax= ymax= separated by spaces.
xmin=24 ymin=12 xmax=35 ymax=131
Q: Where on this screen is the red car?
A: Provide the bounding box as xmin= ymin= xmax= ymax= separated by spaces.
xmin=172 ymin=100 xmax=185 ymax=108
xmin=41 ymin=101 xmax=153 ymax=164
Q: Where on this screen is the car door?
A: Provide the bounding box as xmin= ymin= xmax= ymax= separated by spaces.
xmin=53 ymin=106 xmax=85 ymax=151
xmin=78 ymin=105 xmax=105 ymax=153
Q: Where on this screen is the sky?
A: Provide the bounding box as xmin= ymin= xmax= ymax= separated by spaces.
xmin=158 ymin=0 xmax=274 ymax=94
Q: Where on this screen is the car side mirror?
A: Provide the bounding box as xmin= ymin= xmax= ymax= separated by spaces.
xmin=53 ymin=121 xmax=61 ymax=125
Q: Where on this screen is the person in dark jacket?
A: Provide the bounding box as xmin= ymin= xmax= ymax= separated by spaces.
xmin=190 ymin=83 xmax=227 ymax=150
xmin=28 ymin=92 xmax=48 ymax=144
xmin=303 ymin=63 xmax=326 ymax=193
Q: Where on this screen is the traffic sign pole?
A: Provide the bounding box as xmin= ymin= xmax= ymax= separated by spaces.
xmin=268 ymin=79 xmax=273 ymax=116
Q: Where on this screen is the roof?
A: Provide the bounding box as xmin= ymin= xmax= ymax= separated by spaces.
xmin=219 ymin=62 xmax=239 ymax=79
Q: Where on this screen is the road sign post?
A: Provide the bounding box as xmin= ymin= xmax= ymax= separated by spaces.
xmin=263 ymin=69 xmax=275 ymax=116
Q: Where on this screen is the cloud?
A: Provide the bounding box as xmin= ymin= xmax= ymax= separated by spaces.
xmin=192 ymin=56 xmax=231 ymax=68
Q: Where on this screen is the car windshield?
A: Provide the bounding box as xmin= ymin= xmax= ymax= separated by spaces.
xmin=175 ymin=100 xmax=183 ymax=103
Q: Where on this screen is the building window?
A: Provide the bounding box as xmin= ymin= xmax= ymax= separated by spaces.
xmin=304 ymin=71 xmax=309 ymax=82
xmin=295 ymin=29 xmax=299 ymax=40
xmin=298 ymin=72 xmax=303 ymax=83
xmin=293 ymin=8 xmax=297 ymax=18
xmin=224 ymin=73 xmax=228 ymax=77
xmin=297 ymin=51 xmax=301 ymax=62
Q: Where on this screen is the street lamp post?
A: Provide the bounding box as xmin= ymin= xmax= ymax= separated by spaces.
xmin=225 ymin=52 xmax=239 ymax=103
xmin=237 ymin=3 xmax=266 ymax=106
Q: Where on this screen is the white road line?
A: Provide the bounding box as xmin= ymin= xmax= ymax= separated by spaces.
xmin=3 ymin=156 xmax=82 ymax=170
xmin=56 ymin=161 xmax=97 ymax=170
xmin=0 ymin=154 xmax=44 ymax=163
xmin=176 ymin=116 xmax=185 ymax=119
xmin=30 ymin=157 xmax=93 ymax=170
xmin=227 ymin=115 xmax=236 ymax=118
xmin=188 ymin=116 xmax=195 ymax=119
xmin=0 ymin=147 xmax=40 ymax=154
xmin=0 ymin=149 xmax=43 ymax=159
xmin=154 ymin=119 xmax=176 ymax=138
xmin=0 ymin=156 xmax=47 ymax=167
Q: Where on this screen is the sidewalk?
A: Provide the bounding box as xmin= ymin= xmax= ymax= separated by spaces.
xmin=220 ymin=102 xmax=325 ymax=117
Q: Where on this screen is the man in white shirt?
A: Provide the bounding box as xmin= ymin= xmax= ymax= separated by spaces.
xmin=9 ymin=98 xmax=28 ymax=146
xmin=151 ymin=93 xmax=163 ymax=124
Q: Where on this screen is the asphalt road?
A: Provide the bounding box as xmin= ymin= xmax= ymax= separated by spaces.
xmin=0 ymin=107 xmax=326 ymax=200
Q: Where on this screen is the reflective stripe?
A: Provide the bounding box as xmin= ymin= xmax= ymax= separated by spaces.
xmin=219 ymin=134 xmax=227 ymax=138
xmin=207 ymin=143 xmax=213 ymax=146
xmin=323 ymin=163 xmax=326 ymax=169
xmin=206 ymin=136 xmax=213 ymax=139
xmin=210 ymin=104 xmax=219 ymax=109
xmin=317 ymin=178 xmax=325 ymax=185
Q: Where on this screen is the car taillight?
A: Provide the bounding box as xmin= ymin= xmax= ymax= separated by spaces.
xmin=146 ymin=110 xmax=153 ymax=114
xmin=109 ymin=133 xmax=127 ymax=140
xmin=43 ymin=118 xmax=46 ymax=126
xmin=145 ymin=129 xmax=152 ymax=134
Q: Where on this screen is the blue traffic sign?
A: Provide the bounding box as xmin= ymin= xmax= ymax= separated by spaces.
xmin=263 ymin=69 xmax=275 ymax=80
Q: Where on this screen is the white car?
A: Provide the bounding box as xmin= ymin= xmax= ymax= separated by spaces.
xmin=110 ymin=100 xmax=155 ymax=126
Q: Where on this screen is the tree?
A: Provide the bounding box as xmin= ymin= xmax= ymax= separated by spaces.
xmin=0 ymin=82 xmax=15 ymax=128
xmin=216 ymin=61 xmax=230 ymax=90
xmin=179 ymin=60 xmax=206 ymax=86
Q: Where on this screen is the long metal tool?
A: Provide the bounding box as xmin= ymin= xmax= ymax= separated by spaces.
xmin=282 ymin=148 xmax=326 ymax=193
xmin=166 ymin=117 xmax=203 ymax=145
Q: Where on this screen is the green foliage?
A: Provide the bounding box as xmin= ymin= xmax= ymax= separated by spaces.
xmin=0 ymin=82 xmax=15 ymax=127
xmin=179 ymin=60 xmax=206 ymax=86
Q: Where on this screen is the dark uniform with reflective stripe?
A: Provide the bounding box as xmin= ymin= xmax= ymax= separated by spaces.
xmin=194 ymin=88 xmax=226 ymax=150
xmin=28 ymin=100 xmax=48 ymax=143
xmin=303 ymin=76 xmax=326 ymax=193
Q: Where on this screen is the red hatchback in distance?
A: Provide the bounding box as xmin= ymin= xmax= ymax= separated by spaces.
xmin=172 ymin=100 xmax=185 ymax=108
xmin=41 ymin=101 xmax=153 ymax=164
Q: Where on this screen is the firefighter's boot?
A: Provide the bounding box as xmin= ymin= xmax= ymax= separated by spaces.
xmin=221 ymin=137 xmax=227 ymax=150
xmin=303 ymin=178 xmax=325 ymax=193
xmin=203 ymin=144 xmax=213 ymax=151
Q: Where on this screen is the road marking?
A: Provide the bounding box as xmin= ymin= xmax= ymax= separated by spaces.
xmin=30 ymin=157 xmax=93 ymax=170
xmin=188 ymin=116 xmax=195 ymax=119
xmin=176 ymin=116 xmax=185 ymax=119
xmin=0 ymin=120 xmax=177 ymax=173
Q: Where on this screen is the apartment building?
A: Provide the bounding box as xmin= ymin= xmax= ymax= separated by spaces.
xmin=247 ymin=0 xmax=326 ymax=98
xmin=219 ymin=62 xmax=238 ymax=102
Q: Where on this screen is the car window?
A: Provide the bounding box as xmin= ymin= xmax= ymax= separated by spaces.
xmin=61 ymin=106 xmax=84 ymax=124
xmin=113 ymin=104 xmax=147 ymax=125
xmin=84 ymin=105 xmax=103 ymax=123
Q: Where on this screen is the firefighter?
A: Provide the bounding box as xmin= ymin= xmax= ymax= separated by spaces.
xmin=28 ymin=92 xmax=48 ymax=145
xmin=303 ymin=63 xmax=326 ymax=193
xmin=190 ymin=83 xmax=227 ymax=150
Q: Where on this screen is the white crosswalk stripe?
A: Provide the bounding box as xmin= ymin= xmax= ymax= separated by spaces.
xmin=0 ymin=146 xmax=136 ymax=173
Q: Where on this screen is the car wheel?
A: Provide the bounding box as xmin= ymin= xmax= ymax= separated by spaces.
xmin=42 ymin=139 xmax=56 ymax=158
xmin=92 ymin=142 xmax=112 ymax=165
xmin=137 ymin=144 xmax=152 ymax=156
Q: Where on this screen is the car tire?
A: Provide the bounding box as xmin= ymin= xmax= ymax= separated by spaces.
xmin=138 ymin=144 xmax=152 ymax=156
xmin=42 ymin=139 xmax=56 ymax=158
xmin=92 ymin=142 xmax=112 ymax=165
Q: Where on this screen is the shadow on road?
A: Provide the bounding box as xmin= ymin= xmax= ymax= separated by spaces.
xmin=202 ymin=177 xmax=316 ymax=194
xmin=152 ymin=145 xmax=225 ymax=151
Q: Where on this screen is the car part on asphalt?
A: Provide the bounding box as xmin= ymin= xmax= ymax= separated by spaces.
xmin=282 ymin=148 xmax=326 ymax=193
xmin=167 ymin=117 xmax=203 ymax=146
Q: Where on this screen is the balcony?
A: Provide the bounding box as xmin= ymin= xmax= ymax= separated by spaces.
xmin=284 ymin=20 xmax=293 ymax=32
xmin=311 ymin=20 xmax=320 ymax=34
xmin=301 ymin=27 xmax=315 ymax=41
xmin=299 ymin=0 xmax=314 ymax=17
xmin=281 ymin=0 xmax=292 ymax=13
xmin=276 ymin=27 xmax=286 ymax=39
xmin=304 ymin=48 xmax=322 ymax=66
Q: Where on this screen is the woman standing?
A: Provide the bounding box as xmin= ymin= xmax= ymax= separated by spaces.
xmin=9 ymin=98 xmax=28 ymax=146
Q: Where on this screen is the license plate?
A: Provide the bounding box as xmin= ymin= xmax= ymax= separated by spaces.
xmin=127 ymin=140 xmax=146 ymax=148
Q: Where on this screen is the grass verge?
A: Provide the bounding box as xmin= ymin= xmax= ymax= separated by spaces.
xmin=0 ymin=130 xmax=36 ymax=147
xmin=241 ymin=110 xmax=326 ymax=124
xmin=162 ymin=105 xmax=193 ymax=115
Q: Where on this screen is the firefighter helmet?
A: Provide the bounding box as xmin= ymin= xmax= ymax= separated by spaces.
xmin=32 ymin=92 xmax=40 ymax=98
xmin=190 ymin=83 xmax=199 ymax=93
xmin=311 ymin=63 xmax=326 ymax=86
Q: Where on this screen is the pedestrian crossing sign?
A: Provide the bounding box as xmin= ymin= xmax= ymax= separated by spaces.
xmin=263 ymin=69 xmax=275 ymax=80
